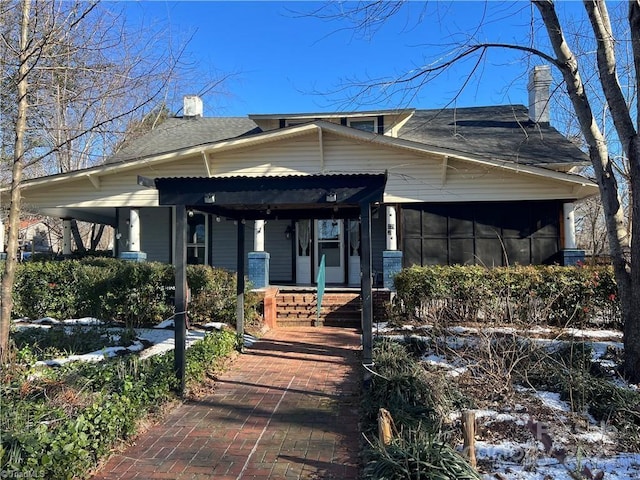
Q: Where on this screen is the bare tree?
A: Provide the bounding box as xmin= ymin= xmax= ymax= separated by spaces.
xmin=1 ymin=0 xmax=32 ymax=359
xmin=311 ymin=0 xmax=640 ymax=382
xmin=0 ymin=0 xmax=228 ymax=358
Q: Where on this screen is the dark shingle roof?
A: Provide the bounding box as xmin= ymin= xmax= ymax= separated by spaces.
xmin=397 ymin=105 xmax=588 ymax=167
xmin=107 ymin=116 xmax=261 ymax=164
xmin=107 ymin=105 xmax=588 ymax=168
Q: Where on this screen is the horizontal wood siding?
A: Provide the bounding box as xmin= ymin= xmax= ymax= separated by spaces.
xmin=321 ymin=133 xmax=583 ymax=202
xmin=264 ymin=220 xmax=294 ymax=283
xmin=371 ymin=211 xmax=386 ymax=283
xmin=140 ymin=207 xmax=171 ymax=262
xmin=211 ymin=133 xmax=321 ymax=176
xmin=22 ymin=155 xmax=208 ymax=208
xmin=21 ymin=131 xmax=588 ymax=211
xmin=210 ymin=218 xmax=252 ymax=272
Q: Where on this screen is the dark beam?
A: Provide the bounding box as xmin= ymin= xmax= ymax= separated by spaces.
xmin=236 ymin=220 xmax=245 ymax=352
xmin=174 ymin=204 xmax=188 ymax=394
xmin=360 ymin=202 xmax=373 ymax=384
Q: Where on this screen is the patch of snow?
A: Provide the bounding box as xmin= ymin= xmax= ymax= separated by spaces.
xmin=203 ymin=322 xmax=226 ymax=330
xmin=566 ymin=328 xmax=623 ymax=339
xmin=421 ymin=353 xmax=468 ymax=377
xmin=449 ymin=325 xmax=477 ymax=334
xmin=62 ymin=317 xmax=103 ymax=325
xmin=32 ymin=317 xmax=59 ymax=324
xmin=137 ymin=328 xmax=205 ymax=359
xmin=533 ymin=391 xmax=571 ymax=412
xmin=153 ymin=318 xmax=175 ymax=329
xmin=35 ymin=340 xmax=146 ymax=367
xmin=243 ymin=334 xmax=258 ymax=347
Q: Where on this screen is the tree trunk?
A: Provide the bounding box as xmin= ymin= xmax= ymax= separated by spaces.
xmin=627 ymin=135 xmax=640 ymax=380
xmin=534 ymin=0 xmax=639 ymax=383
xmin=70 ymin=219 xmax=87 ymax=253
xmin=90 ymin=223 xmax=105 ymax=250
xmin=0 ymin=0 xmax=31 ymax=360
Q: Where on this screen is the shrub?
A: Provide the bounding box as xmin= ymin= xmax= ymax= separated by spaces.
xmin=12 ymin=259 xmax=260 ymax=329
xmin=187 ymin=264 xmax=260 ymax=328
xmin=392 ymin=265 xmax=619 ymax=327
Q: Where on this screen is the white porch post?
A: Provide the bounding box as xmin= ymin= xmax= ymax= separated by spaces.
xmin=120 ymin=207 xmax=146 ymax=262
xmin=248 ymin=219 xmax=269 ymax=288
xmin=383 ymin=205 xmax=402 ymax=290
xmin=128 ymin=208 xmax=140 ymax=252
xmin=562 ymin=202 xmax=584 ymax=266
xmin=563 ymin=202 xmax=577 ymax=249
xmin=386 ymin=206 xmax=397 ymax=250
xmin=62 ymin=219 xmax=72 ymax=255
xmin=254 ymin=219 xmax=265 ymax=251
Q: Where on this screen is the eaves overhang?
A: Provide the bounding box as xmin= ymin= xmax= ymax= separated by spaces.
xmin=7 ymin=120 xmax=597 ymax=195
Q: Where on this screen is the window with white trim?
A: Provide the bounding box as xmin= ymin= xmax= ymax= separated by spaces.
xmin=348 ymin=117 xmax=377 ymax=133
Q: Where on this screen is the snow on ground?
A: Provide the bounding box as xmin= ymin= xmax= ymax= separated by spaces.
xmin=18 ymin=316 xmax=229 ymax=365
xmin=376 ymin=320 xmax=640 ymax=480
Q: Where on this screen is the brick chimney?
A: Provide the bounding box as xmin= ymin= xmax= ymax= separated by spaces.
xmin=527 ymin=65 xmax=552 ymax=124
xmin=183 ymin=95 xmax=203 ymax=118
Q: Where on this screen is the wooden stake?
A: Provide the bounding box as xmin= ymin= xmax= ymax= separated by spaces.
xmin=462 ymin=410 xmax=477 ymax=468
xmin=378 ymin=408 xmax=394 ymax=445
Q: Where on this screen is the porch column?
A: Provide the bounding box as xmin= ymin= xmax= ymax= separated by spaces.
xmin=237 ymin=220 xmax=245 ymax=352
xmin=174 ymin=204 xmax=187 ymax=394
xmin=386 ymin=205 xmax=397 ymax=250
xmin=248 ymin=219 xmax=270 ymax=289
xmin=383 ymin=205 xmax=402 ymax=290
xmin=120 ymin=207 xmax=147 ymax=262
xmin=562 ymin=202 xmax=585 ymax=266
xmin=361 ymin=202 xmax=374 ymax=381
xmin=62 ymin=218 xmax=72 ymax=256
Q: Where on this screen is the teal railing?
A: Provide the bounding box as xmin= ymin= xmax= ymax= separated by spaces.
xmin=316 ymin=254 xmax=326 ymax=326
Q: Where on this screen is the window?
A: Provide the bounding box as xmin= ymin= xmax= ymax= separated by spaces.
xmin=187 ymin=212 xmax=207 ymax=265
xmin=348 ymin=117 xmax=377 ymax=133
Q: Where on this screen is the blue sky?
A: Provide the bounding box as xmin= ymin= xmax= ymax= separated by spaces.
xmin=121 ymin=1 xmax=584 ymax=117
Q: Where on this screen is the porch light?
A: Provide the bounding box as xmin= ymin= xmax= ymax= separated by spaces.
xmin=325 ymin=192 xmax=337 ymax=202
xmin=284 ymin=225 xmax=294 ymax=239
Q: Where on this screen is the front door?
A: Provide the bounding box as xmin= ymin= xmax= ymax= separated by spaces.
xmin=315 ymin=219 xmax=344 ymax=284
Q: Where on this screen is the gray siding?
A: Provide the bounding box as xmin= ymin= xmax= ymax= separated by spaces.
xmin=371 ymin=211 xmax=386 ymax=285
xmin=265 ymin=220 xmax=294 ymax=283
xmin=210 ymin=218 xmax=251 ymax=272
xmin=140 ymin=207 xmax=172 ymax=262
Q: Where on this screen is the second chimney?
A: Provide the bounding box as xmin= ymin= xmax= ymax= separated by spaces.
xmin=528 ymin=65 xmax=552 ymax=124
xmin=183 ymin=95 xmax=203 ymax=118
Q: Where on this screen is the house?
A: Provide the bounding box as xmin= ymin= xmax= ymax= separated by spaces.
xmin=2 ymin=66 xmax=599 ymax=363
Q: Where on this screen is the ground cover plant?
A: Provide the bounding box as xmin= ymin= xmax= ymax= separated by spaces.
xmin=1 ymin=327 xmax=236 ymax=479
xmin=362 ymin=265 xmax=640 ymax=480
xmin=1 ymin=259 xmax=249 ymax=479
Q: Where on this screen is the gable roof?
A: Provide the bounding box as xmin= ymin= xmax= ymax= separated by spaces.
xmin=398 ymin=106 xmax=588 ymax=169
xmin=108 ymin=116 xmax=261 ymax=164
xmin=107 ymin=105 xmax=588 ymax=171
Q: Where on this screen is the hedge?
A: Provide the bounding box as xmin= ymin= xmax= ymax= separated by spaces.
xmin=11 ymin=258 xmax=259 ymax=328
xmin=392 ymin=265 xmax=619 ymax=327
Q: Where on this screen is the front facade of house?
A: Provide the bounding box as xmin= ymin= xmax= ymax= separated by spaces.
xmin=9 ymin=67 xmax=599 ymax=289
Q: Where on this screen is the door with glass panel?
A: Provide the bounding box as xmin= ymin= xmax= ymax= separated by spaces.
xmin=314 ymin=219 xmax=344 ymax=284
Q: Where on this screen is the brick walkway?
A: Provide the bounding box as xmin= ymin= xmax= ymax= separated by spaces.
xmin=91 ymin=327 xmax=363 ymax=480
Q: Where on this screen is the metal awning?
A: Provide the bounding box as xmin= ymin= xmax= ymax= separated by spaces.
xmin=141 ymin=172 xmax=387 ymax=219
